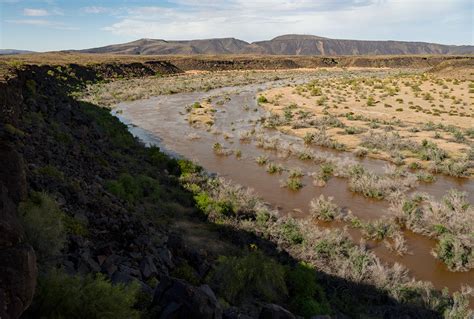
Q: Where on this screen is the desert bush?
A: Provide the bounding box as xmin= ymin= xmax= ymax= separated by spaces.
xmin=433 ymin=234 xmax=474 ymax=272
xmin=366 ymin=96 xmax=376 ymax=106
xmin=419 ymin=140 xmax=448 ymax=162
xmin=172 ymin=260 xmax=201 ymax=285
xmin=210 ymin=251 xmax=287 ymax=304
xmin=277 ymin=218 xmax=304 ymax=244
xmin=354 ymin=146 xmax=369 ymax=158
xmin=214 ymin=144 xmax=233 ymax=156
xmin=288 ymin=167 xmax=304 ymax=178
xmin=266 ymin=162 xmax=284 ymax=174
xmin=416 ymin=171 xmax=436 ymax=183
xmin=18 ymin=192 xmax=67 ymax=262
xmin=348 ymin=167 xmax=416 ymax=200
xmin=433 ymin=160 xmax=470 ymax=177
xmin=391 ymin=190 xmax=474 ymax=270
xmin=257 ymin=95 xmax=268 ymax=104
xmin=255 ymin=155 xmax=269 ymax=165
xmin=286 ymin=263 xmax=331 ymax=317
xmin=194 ymin=191 xmax=233 ymax=218
xmin=106 ymin=173 xmax=162 ymax=204
xmin=303 ymin=132 xmax=315 ymax=145
xmin=361 ymin=131 xmax=418 ymax=154
xmin=309 ymin=195 xmax=341 ymax=221
xmin=317 ymin=163 xmax=334 ymax=182
xmin=28 ymin=270 xmax=140 ymax=319
xmin=282 ymin=177 xmax=303 ymax=191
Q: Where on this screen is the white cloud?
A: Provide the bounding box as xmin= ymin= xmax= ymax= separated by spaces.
xmin=82 ymin=6 xmax=109 ymax=14
xmin=102 ymin=0 xmax=472 ymax=44
xmin=23 ymin=8 xmax=49 ymax=16
xmin=7 ymin=19 xmax=79 ymax=30
xmin=8 ymin=19 xmax=52 ymax=26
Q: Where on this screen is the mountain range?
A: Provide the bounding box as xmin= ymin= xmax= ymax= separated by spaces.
xmin=80 ymin=34 xmax=474 ymax=55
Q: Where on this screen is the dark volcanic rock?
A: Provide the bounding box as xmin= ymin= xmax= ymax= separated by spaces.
xmin=0 ymin=148 xmax=37 ymax=318
xmin=152 ymin=276 xmax=223 ymax=319
xmin=259 ymin=304 xmax=295 ymax=319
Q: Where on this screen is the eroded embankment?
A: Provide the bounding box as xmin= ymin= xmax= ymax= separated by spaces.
xmin=0 ymin=61 xmax=472 ymax=318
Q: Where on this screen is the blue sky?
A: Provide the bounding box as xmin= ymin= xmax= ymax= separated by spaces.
xmin=1 ymin=0 xmax=473 ymax=51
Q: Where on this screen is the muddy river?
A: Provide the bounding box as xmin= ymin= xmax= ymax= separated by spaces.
xmin=113 ymin=79 xmax=474 ymax=298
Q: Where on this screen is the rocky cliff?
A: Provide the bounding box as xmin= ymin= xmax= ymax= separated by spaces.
xmin=79 ymin=34 xmax=474 ymax=56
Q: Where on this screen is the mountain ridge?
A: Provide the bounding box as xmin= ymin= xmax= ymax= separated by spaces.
xmin=78 ymin=34 xmax=474 ymax=56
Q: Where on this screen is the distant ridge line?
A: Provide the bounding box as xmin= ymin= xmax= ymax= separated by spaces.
xmin=78 ymin=34 xmax=474 ymax=56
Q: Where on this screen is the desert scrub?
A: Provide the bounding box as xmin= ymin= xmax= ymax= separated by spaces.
xmin=309 ymin=195 xmax=342 ymax=221
xmin=318 ymin=163 xmax=335 ymax=181
xmin=431 ymin=159 xmax=470 ymax=178
xmin=354 ymin=146 xmax=369 ymax=158
xmin=179 ymin=170 xmax=472 ymax=316
xmin=433 ymin=234 xmax=474 ymax=272
xmin=288 ymin=167 xmax=304 ymax=178
xmin=391 ymin=190 xmax=474 ymax=271
xmin=212 ymin=142 xmax=233 ymax=156
xmin=255 ymin=155 xmax=269 ymax=165
xmin=282 ymin=177 xmax=303 ymax=191
xmin=27 ymin=270 xmax=140 ymax=319
xmin=266 ymin=162 xmax=284 ymax=174
xmin=348 ymin=167 xmax=416 ymax=200
xmin=18 ymin=192 xmax=67 ymax=262
xmin=210 ymin=251 xmax=287 ymax=304
xmin=257 ymin=95 xmax=268 ymax=104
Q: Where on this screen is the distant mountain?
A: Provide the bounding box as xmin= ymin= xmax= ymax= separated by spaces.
xmin=0 ymin=49 xmax=35 ymax=55
xmin=79 ymin=35 xmax=474 ymax=56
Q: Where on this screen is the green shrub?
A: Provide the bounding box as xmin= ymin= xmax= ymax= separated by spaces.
xmin=29 ymin=270 xmax=140 ymax=319
xmin=210 ymin=251 xmax=287 ymax=303
xmin=4 ymin=123 xmax=25 ymax=137
xmin=283 ymin=177 xmax=303 ymax=191
xmin=18 ymin=192 xmax=67 ymax=262
xmin=172 ymin=261 xmax=201 ymax=285
xmin=106 ymin=174 xmax=162 ymax=204
xmin=286 ymin=263 xmax=331 ymax=318
xmin=25 ymin=79 xmax=37 ymax=95
xmin=279 ymin=219 xmax=304 ymax=244
xmin=82 ymin=103 xmax=135 ymax=148
xmin=177 ymin=159 xmax=202 ymax=177
xmin=147 ymin=146 xmax=179 ymax=173
xmin=366 ymin=96 xmax=375 ymax=106
xmin=194 ymin=191 xmax=233 ymax=217
xmin=434 ymin=234 xmax=473 ymax=272
xmin=319 ymin=163 xmax=334 ymax=182
xmin=257 ymin=95 xmax=268 ymax=104
xmin=34 ymin=165 xmax=65 ymax=181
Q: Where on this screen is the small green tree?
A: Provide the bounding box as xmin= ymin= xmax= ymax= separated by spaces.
xmin=18 ymin=192 xmax=67 ymax=262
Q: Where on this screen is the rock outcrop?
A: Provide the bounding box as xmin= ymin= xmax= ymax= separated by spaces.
xmin=0 ymin=79 xmax=37 ymax=319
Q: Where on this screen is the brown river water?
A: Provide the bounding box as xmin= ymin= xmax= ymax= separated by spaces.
xmin=113 ymin=79 xmax=474 ymax=300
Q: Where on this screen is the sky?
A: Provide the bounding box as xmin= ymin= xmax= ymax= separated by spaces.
xmin=1 ymin=0 xmax=473 ymax=51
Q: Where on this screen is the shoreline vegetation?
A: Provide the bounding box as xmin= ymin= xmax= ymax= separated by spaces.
xmin=1 ymin=55 xmax=473 ymax=318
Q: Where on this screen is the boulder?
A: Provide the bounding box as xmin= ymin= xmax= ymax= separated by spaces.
xmin=259 ymin=304 xmax=295 ymax=319
xmin=152 ymin=276 xmax=222 ymax=319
